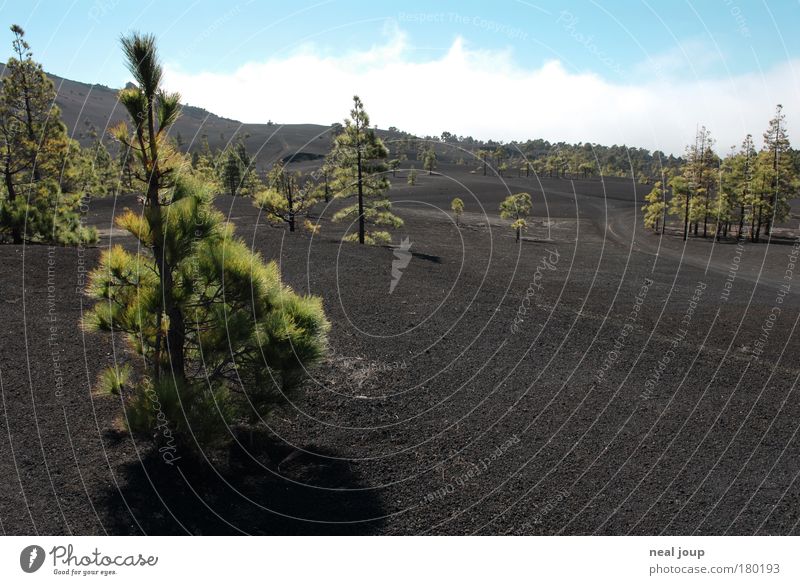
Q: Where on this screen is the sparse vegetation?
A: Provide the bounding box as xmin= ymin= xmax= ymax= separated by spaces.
xmin=423 ymin=147 xmax=437 ymax=175
xmin=328 ymin=96 xmax=402 ymax=245
xmin=642 ymin=181 xmax=666 ymax=233
xmin=451 ymin=197 xmax=464 ymax=226
xmin=499 ymin=192 xmax=532 ymax=242
xmin=255 ymin=161 xmax=318 ymax=232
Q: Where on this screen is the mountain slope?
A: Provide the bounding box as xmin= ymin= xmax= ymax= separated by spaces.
xmin=2 ymin=63 xmax=333 ymax=168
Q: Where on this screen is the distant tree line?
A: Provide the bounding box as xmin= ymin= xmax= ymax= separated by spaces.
xmin=383 ymin=131 xmax=688 ymax=182
xmin=641 ymin=106 xmax=798 ymax=243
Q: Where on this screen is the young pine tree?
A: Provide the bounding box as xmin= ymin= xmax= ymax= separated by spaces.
xmin=724 ymin=135 xmax=757 ymax=239
xmin=85 ymin=33 xmax=329 ymax=453
xmin=642 ymin=181 xmax=666 ymax=233
xmin=219 ymin=141 xmax=254 ymax=197
xmin=423 ymin=147 xmax=437 ymax=175
xmin=667 ymin=175 xmax=691 ymax=240
xmin=712 ymin=159 xmax=734 ymax=240
xmin=683 ymin=126 xmax=717 ymax=238
xmin=330 ymin=96 xmax=402 ymax=245
xmin=477 ymin=149 xmax=490 ymax=176
xmin=0 ymin=25 xmax=96 ymax=244
xmin=451 ymin=197 xmax=464 ymax=226
xmin=255 ymin=161 xmax=318 ymax=232
xmin=759 ymin=104 xmax=796 ymax=239
xmin=500 ymin=192 xmax=532 ymax=242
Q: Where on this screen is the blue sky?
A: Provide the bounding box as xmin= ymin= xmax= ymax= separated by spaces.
xmin=2 ymin=0 xmax=799 ymax=153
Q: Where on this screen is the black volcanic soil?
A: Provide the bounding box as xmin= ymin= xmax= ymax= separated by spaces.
xmin=1 ymin=163 xmax=799 ymax=535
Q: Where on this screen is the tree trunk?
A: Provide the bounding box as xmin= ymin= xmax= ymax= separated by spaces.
xmin=755 ymin=203 xmax=763 ymax=243
xmin=683 ymin=194 xmax=690 ymax=241
xmin=287 ymin=177 xmax=295 ymax=232
xmin=4 ymin=164 xmax=22 ymax=244
xmin=357 ymin=143 xmax=365 ymax=245
xmin=738 ymin=204 xmax=745 ymax=238
xmin=148 ymin=108 xmax=185 ymax=383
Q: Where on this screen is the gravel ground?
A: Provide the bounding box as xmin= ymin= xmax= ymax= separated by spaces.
xmin=1 ymin=165 xmax=798 ymax=535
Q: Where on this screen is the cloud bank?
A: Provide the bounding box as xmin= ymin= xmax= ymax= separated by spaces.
xmin=163 ymin=28 xmax=800 ymax=155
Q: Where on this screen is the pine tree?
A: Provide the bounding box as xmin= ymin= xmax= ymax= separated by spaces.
xmin=477 ymin=149 xmax=489 ymax=175
xmin=118 ymin=144 xmax=136 ymax=193
xmin=667 ymin=175 xmax=691 ymax=240
xmin=423 ymin=148 xmax=437 ymax=175
xmin=255 ymin=161 xmax=318 ymax=232
xmin=642 ymin=181 xmax=666 ymax=233
xmin=188 ymin=135 xmax=220 ymax=193
xmin=493 ymin=146 xmax=506 ymax=171
xmin=725 ymin=135 xmax=756 ymax=238
xmin=759 ymin=104 xmax=796 ymax=239
xmin=90 ymin=136 xmax=120 ymax=196
xmin=329 ymin=96 xmax=402 ymax=245
xmin=219 ymin=141 xmax=256 ymax=197
xmin=500 ymin=192 xmax=532 ymax=242
xmin=682 ymin=126 xmax=717 ymax=238
xmin=0 ymin=25 xmax=96 ymax=244
xmin=407 ymin=166 xmax=418 ymax=186
xmin=712 ymin=159 xmax=734 ymax=240
xmin=313 ymin=159 xmax=334 ymax=202
xmin=451 ymin=197 xmax=464 ymax=226
xmin=71 ymin=124 xmax=119 ymax=197
xmin=85 ymin=32 xmax=329 ymax=454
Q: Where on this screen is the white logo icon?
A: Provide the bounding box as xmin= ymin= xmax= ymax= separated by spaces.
xmin=389 ymin=237 xmax=413 ymax=294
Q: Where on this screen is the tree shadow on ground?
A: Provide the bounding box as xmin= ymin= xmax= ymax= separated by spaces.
xmin=99 ymin=430 xmax=385 ymax=535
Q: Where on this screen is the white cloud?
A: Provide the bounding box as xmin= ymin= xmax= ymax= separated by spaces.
xmin=163 ymin=28 xmax=800 ymax=155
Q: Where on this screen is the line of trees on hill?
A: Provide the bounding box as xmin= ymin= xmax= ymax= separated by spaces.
xmin=383 ymin=131 xmax=687 ymax=182
xmin=641 ymin=107 xmax=797 ymax=242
